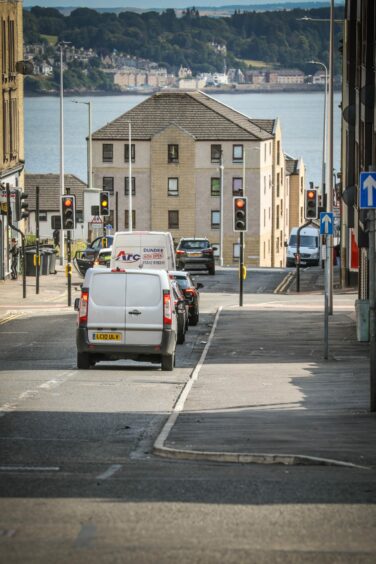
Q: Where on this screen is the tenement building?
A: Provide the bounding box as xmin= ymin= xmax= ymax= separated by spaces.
xmin=0 ymin=0 xmax=25 ymax=279
xmin=92 ymin=91 xmax=304 ymax=266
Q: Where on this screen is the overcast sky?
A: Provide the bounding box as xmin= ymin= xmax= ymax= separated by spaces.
xmin=23 ymin=1 xmax=332 ymax=10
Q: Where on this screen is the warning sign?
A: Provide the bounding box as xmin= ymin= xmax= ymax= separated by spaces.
xmin=90 ymin=216 xmax=103 ymax=225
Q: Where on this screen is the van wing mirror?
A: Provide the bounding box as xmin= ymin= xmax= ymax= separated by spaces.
xmin=196 ymin=282 xmax=203 ymax=289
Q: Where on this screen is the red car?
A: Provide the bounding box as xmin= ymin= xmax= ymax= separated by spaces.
xmin=169 ymin=271 xmax=203 ymax=326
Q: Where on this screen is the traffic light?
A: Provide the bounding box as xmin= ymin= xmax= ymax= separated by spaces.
xmin=99 ymin=191 xmax=110 ymax=216
xmin=15 ymin=189 xmax=29 ymax=222
xmin=304 ymin=189 xmax=318 ymax=220
xmin=61 ymin=194 xmax=76 ymax=230
xmin=233 ymin=196 xmax=248 ymax=232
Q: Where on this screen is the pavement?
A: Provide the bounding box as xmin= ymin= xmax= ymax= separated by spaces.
xmin=0 ymin=261 xmax=82 ymax=322
xmin=155 ymin=267 xmax=376 ymax=470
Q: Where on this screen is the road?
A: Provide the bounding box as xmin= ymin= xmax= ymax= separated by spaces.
xmin=1 ymin=268 xmax=375 ymax=563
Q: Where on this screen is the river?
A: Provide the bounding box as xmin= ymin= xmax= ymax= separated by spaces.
xmin=25 ymin=91 xmax=341 ymax=186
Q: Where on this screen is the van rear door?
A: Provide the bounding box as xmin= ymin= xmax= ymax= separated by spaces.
xmin=87 ymin=271 xmax=126 ymax=344
xmin=125 ymin=272 xmax=163 ymax=346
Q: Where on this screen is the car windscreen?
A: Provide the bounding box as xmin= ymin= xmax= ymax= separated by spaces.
xmin=179 ymin=240 xmax=209 ymax=250
xmin=289 ymin=235 xmax=318 ymax=248
xmin=174 ymin=276 xmax=190 ymax=289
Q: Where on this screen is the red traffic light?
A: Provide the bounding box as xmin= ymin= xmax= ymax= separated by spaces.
xmin=235 ymin=198 xmax=246 ymax=209
xmin=63 ymin=198 xmax=73 ymax=207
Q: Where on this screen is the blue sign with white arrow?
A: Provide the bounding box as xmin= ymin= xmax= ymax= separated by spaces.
xmin=320 ymin=212 xmax=334 ymax=235
xmin=360 ymin=171 xmax=376 ymax=209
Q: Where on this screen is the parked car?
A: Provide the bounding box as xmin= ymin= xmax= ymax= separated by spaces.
xmin=75 ymin=268 xmax=177 ymax=371
xmin=169 ymin=270 xmax=203 ymax=326
xmin=170 ymin=279 xmax=189 ymax=344
xmin=74 ymin=236 xmax=113 ymax=277
xmin=93 ymin=247 xmax=112 ymax=269
xmin=176 ymin=237 xmax=216 ymax=275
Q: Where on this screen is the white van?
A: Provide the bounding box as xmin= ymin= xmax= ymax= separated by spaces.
xmin=110 ymin=231 xmax=176 ymax=271
xmin=286 ymin=225 xmax=320 ymax=267
xmin=75 ymin=268 xmax=177 ymax=370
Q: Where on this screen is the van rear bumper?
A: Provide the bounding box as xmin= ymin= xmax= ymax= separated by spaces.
xmin=76 ymin=327 xmax=176 ymax=360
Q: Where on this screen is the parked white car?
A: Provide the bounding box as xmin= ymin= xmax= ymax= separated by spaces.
xmin=75 ymin=268 xmax=177 ymax=370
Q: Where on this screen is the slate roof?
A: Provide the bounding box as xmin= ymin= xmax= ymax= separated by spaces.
xmin=285 ymin=155 xmax=299 ymax=175
xmin=92 ymin=91 xmax=273 ymax=142
xmin=251 ymin=119 xmax=275 ymax=135
xmin=25 ymin=174 xmax=86 ymax=211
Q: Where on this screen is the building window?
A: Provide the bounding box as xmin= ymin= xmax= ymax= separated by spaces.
xmin=168 ymin=178 xmax=179 ymax=196
xmin=124 ymin=143 xmax=135 ymax=163
xmin=103 ymin=144 xmax=113 ymax=163
xmin=39 ymin=211 xmax=47 ymax=222
xmin=276 ymin=173 xmax=280 ymax=197
xmin=277 ymin=140 xmax=280 ymax=165
xmin=232 ymin=144 xmax=243 ymax=162
xmin=124 ymin=210 xmax=136 ymax=229
xmin=211 ymin=144 xmax=221 ymax=163
xmin=168 ymin=210 xmax=179 ymax=229
xmin=211 ymin=210 xmax=220 ymax=229
xmin=168 ymin=144 xmax=179 ymax=163
xmin=211 ymin=177 xmax=220 ymax=196
xmin=232 ymin=177 xmax=243 ymax=196
xmin=103 ymin=177 xmax=114 ymax=193
xmin=276 ymin=205 xmax=280 ymax=229
xmin=124 ymin=177 xmax=136 ymax=195
xmin=281 ymin=168 xmax=284 ymax=184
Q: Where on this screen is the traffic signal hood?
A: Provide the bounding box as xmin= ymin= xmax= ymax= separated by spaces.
xmin=304 ymin=189 xmax=318 ymax=220
xmin=100 ymin=191 xmax=110 ymax=216
xmin=233 ymin=196 xmax=248 ymax=232
xmin=61 ymin=194 xmax=76 ymax=230
xmin=15 ymin=189 xmax=29 ymax=222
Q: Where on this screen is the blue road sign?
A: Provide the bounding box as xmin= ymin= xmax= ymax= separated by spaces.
xmin=320 ymin=212 xmax=334 ymax=235
xmin=360 ymin=171 xmax=376 ymax=209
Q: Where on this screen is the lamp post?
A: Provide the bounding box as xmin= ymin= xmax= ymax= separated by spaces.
xmin=72 ymin=100 xmax=92 ymax=189
xmin=219 ymin=150 xmax=224 ymax=266
xmin=309 ymin=60 xmax=328 ymax=208
xmin=128 ymin=121 xmax=132 ymax=232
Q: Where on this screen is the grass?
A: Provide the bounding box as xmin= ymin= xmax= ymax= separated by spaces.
xmin=40 ymin=34 xmax=58 ymax=46
xmin=241 ymin=59 xmax=275 ymax=69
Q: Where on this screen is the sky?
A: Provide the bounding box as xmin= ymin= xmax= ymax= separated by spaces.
xmin=23 ymin=1 xmax=334 ymax=10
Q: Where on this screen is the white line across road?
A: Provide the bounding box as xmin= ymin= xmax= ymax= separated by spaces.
xmin=96 ymin=464 xmax=122 ymax=481
xmin=0 ymin=466 xmax=60 ymax=472
xmin=0 ymin=370 xmax=77 ymax=418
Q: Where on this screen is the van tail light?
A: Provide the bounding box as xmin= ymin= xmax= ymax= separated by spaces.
xmin=163 ymin=290 xmax=172 ymax=327
xmin=79 ymin=290 xmax=89 ymax=326
xmin=202 ymin=248 xmax=213 ymax=255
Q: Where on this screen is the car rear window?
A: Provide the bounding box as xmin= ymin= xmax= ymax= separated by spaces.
xmin=91 ymin=273 xmax=126 ymax=307
xmin=179 ymin=240 xmax=210 ymax=250
xmin=174 ymin=276 xmax=190 ymax=289
xmin=126 ymin=274 xmax=161 ymax=307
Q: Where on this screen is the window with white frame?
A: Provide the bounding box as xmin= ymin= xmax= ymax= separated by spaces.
xmin=211 ymin=210 xmax=220 ymax=229
xmin=233 ymin=144 xmax=243 ymax=162
xmin=211 ymin=177 xmax=220 ymax=196
xmin=168 ymin=177 xmax=179 ymax=196
xmin=232 ymin=177 xmax=243 ymax=196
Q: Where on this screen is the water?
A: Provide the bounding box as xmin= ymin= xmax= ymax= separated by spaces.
xmin=25 ymin=92 xmax=341 ymax=186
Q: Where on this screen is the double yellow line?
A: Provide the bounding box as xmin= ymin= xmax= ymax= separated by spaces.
xmin=0 ymin=312 xmax=25 ymax=326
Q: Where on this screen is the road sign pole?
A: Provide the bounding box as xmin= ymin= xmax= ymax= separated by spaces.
xmin=369 ymin=210 xmax=376 ymax=411
xmin=67 ymin=229 xmax=72 ymax=307
xmin=324 ymin=233 xmax=329 ymax=359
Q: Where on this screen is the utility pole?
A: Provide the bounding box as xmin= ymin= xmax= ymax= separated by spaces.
xmin=35 ymin=186 xmax=40 ymax=294
xmin=220 ymin=150 xmax=224 ymax=266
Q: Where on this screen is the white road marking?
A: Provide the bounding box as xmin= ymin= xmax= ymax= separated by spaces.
xmin=0 ymin=466 xmax=60 ymax=472
xmin=96 ymin=464 xmax=122 ymax=481
xmin=39 ymin=379 xmax=60 ymax=389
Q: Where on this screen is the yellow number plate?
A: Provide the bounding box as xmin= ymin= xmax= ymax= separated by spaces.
xmin=189 ymin=252 xmax=201 ymax=257
xmin=93 ymin=332 xmax=121 ymax=341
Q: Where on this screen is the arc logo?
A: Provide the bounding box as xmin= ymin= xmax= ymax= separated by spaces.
xmin=116 ymin=251 xmax=141 ymax=263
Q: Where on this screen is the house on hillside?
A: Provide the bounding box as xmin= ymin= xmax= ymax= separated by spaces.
xmin=91 ymin=91 xmax=303 ymax=267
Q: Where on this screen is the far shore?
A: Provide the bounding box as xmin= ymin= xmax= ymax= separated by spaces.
xmin=25 ymin=83 xmax=341 ymax=98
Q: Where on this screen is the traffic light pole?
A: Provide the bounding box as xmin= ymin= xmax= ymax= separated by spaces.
xmin=67 ymin=229 xmax=72 ymax=307
xmin=296 ymin=220 xmax=314 ymax=293
xmin=239 ymin=231 xmax=244 ymax=306
xmin=6 ymin=184 xmax=26 ymax=299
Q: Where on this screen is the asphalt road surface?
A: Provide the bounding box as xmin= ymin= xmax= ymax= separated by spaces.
xmin=1 ymin=268 xmax=375 ymax=563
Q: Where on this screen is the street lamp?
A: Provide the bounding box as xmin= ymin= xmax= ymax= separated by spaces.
xmin=308 ymin=60 xmax=328 ymax=208
xmin=72 ymin=100 xmax=92 ymax=189
xmin=126 ymin=121 xmax=132 ymax=232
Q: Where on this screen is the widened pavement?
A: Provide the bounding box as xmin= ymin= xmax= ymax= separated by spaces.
xmin=156 ymin=290 xmax=376 ymax=469
xmin=0 ymin=263 xmax=81 ymax=323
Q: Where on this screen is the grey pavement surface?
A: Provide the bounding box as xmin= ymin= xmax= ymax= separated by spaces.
xmin=162 ymin=272 xmax=376 ymax=468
